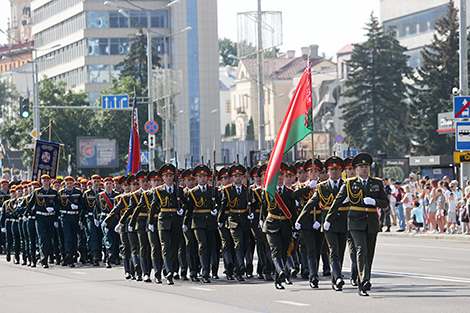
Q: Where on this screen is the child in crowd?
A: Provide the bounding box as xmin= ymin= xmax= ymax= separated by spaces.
xmin=446 ymin=193 xmax=457 ymax=234
xmin=408 ymin=200 xmax=424 ymax=232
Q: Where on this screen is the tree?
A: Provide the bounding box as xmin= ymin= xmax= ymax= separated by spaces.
xmin=0 ymin=78 xmax=19 ymax=121
xmin=409 ymin=1 xmax=460 ymax=155
xmin=246 ymin=117 xmax=254 ymax=140
xmin=117 ymin=28 xmax=161 ymax=86
xmin=341 ymin=14 xmax=412 ymax=158
xmin=219 ymin=37 xmax=238 ymax=66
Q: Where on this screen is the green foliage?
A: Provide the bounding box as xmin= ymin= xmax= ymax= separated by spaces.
xmin=409 ymin=0 xmax=460 ymax=155
xmin=246 ymin=117 xmax=254 ymax=140
xmin=341 ymin=14 xmax=412 ymax=158
xmin=117 ymin=28 xmax=161 ymax=86
xmin=224 ymin=123 xmax=231 ymax=137
xmin=219 ymin=37 xmax=238 ymax=66
xmin=0 ymin=78 xmax=19 ymax=119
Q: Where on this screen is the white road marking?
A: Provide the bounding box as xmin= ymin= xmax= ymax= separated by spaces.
xmin=189 ymin=287 xmax=215 ymax=291
xmin=373 ymin=270 xmax=470 ymax=284
xmin=380 ymin=243 xmax=470 ymax=252
xmin=418 ymin=258 xmax=442 ymax=262
xmin=71 ymin=271 xmax=86 ymax=275
xmin=275 ymin=301 xmax=310 ymax=307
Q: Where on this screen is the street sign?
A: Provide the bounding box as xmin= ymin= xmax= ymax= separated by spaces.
xmin=24 ymin=144 xmax=34 ymax=149
xmin=437 ymin=112 xmax=455 ymax=134
xmin=453 ymin=96 xmax=470 ymax=118
xmin=30 ymin=129 xmax=37 ymax=139
xmin=335 ymin=134 xmax=344 ymax=144
xmin=149 ymin=134 xmax=156 ymax=149
xmin=141 ymin=152 xmax=149 ymax=165
xmin=144 ymin=120 xmax=159 ymax=134
xmin=454 ymin=152 xmax=470 ymax=163
xmin=343 ymin=149 xmax=360 ymax=158
xmin=101 ymin=94 xmax=129 ymax=109
xmin=456 ymin=121 xmax=470 ymax=150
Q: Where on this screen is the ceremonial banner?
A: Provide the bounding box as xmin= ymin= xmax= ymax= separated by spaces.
xmin=263 ymin=59 xmax=313 ymax=200
xmin=126 ymin=96 xmax=141 ymax=174
xmin=31 ymin=140 xmax=61 ymax=181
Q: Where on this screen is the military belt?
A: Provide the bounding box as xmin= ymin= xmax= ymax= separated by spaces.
xmin=161 ymin=208 xmax=178 ymax=212
xmin=5 ymin=218 xmax=16 ymax=222
xmin=322 ymin=206 xmax=349 ymax=212
xmin=36 ymin=211 xmax=55 ymax=216
xmin=195 ymin=209 xmax=211 ymax=213
xmin=138 ymin=213 xmax=149 ymax=217
xmin=268 ymin=213 xmax=288 ymax=220
xmin=349 ymin=206 xmax=377 ymax=213
xmin=230 ymin=209 xmax=248 ymax=214
xmin=99 ymin=213 xmax=108 ymax=217
xmin=87 ymin=212 xmax=94 ymax=216
xmin=255 ymin=209 xmax=261 ymax=213
xmin=60 ymin=210 xmax=79 ymax=215
xmin=29 ymin=216 xmax=36 ymax=220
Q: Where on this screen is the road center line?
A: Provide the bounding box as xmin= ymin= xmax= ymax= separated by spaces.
xmin=418 ymin=258 xmax=442 ymax=262
xmin=379 ymin=243 xmax=470 ymax=252
xmin=71 ymin=271 xmax=87 ymax=275
xmin=275 ymin=301 xmax=310 ymax=307
xmin=189 ymin=287 xmax=215 ymax=291
xmin=373 ymin=270 xmax=470 ymax=284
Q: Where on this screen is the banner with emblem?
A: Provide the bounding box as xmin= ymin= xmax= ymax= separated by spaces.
xmin=31 ymin=140 xmax=61 ymax=181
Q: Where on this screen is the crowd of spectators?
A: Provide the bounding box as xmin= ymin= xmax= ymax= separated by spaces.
xmin=380 ymin=175 xmax=470 ymax=234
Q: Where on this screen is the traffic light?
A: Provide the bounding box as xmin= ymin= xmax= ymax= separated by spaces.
xmin=19 ymin=97 xmax=30 ymax=118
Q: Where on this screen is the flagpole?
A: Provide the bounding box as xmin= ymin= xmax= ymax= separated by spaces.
xmin=308 ymin=54 xmax=315 ymax=163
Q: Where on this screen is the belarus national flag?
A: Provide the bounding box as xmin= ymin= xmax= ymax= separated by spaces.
xmin=126 ymin=96 xmax=141 ymax=174
xmin=263 ymin=58 xmax=313 ymax=200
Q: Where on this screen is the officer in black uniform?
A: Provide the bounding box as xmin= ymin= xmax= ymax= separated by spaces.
xmin=83 ymin=175 xmax=102 ymax=266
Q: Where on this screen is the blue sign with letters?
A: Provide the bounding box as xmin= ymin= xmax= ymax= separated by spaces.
xmin=343 ymin=150 xmax=360 ymax=158
xmin=102 ymin=94 xmax=129 ymax=109
xmin=453 ymin=96 xmax=470 ymax=118
xmin=456 ymin=122 xmax=470 ymax=150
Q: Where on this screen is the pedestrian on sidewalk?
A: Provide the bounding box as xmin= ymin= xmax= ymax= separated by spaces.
xmin=402 ymin=185 xmax=413 ymax=232
xmin=436 ymin=189 xmax=447 ymax=233
xmin=428 ymin=180 xmax=438 ymax=233
xmin=408 ymin=200 xmax=424 ymax=232
xmin=394 ymin=182 xmax=405 ymax=232
xmin=446 ymin=193 xmax=457 ymax=234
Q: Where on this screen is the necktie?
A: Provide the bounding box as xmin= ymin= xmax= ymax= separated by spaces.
xmin=169 ymin=186 xmax=173 ymax=194
xmin=363 ymin=180 xmax=367 ymax=187
xmin=333 ymin=182 xmax=338 ymax=193
xmin=237 ymin=187 xmax=241 ymax=195
xmin=203 ymin=186 xmax=206 ymax=192
xmin=277 ymin=187 xmax=282 ymax=195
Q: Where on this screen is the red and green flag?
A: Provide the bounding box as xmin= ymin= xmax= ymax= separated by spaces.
xmin=263 ymin=59 xmax=313 ymax=200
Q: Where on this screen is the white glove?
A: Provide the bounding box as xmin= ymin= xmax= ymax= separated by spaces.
xmin=1 ymin=227 xmax=6 ymax=233
xmin=94 ymin=219 xmax=99 ymax=227
xmin=210 ymin=209 xmax=218 ymax=216
xmin=218 ymin=222 xmax=223 ymax=228
xmin=309 ymin=180 xmax=317 ymax=189
xmin=128 ymin=225 xmax=133 ymax=232
xmin=292 ymin=231 xmax=298 ymax=239
xmin=295 ymin=200 xmax=300 ymax=207
xmin=342 ymin=198 xmax=349 ymax=204
xmin=182 ymin=224 xmax=188 ymax=233
xmin=71 ymin=204 xmax=78 ymax=210
xmin=294 ymin=222 xmax=301 ymax=230
xmin=323 ymin=221 xmax=331 ymax=231
xmin=363 ymin=197 xmax=376 ymax=206
xmin=46 ymin=207 xmax=54 ymax=213
xmin=101 ymin=221 xmax=107 ymax=228
xmin=313 ymin=221 xmax=321 ymax=230
xmin=247 ymin=213 xmax=254 ymax=220
xmin=54 ymin=222 xmax=59 ymax=228
xmin=23 ymin=216 xmax=28 ymax=222
xmin=104 ymin=227 xmax=108 ymax=233
xmin=177 ymin=209 xmax=184 ymax=216
xmin=114 ymin=223 xmax=122 ymax=233
xmin=259 ymin=220 xmax=264 ymax=229
xmin=149 ymin=224 xmax=155 ymax=232
xmin=79 ymin=221 xmax=84 ymax=230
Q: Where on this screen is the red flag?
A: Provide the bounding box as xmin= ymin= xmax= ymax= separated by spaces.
xmin=126 ymin=97 xmax=141 ymax=174
xmin=263 ymin=59 xmax=312 ymax=200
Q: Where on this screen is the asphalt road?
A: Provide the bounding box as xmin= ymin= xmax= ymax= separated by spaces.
xmin=1 ymin=234 xmax=470 ymax=313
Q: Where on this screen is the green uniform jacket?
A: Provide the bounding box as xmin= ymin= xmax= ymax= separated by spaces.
xmin=94 ymin=190 xmax=119 ymax=220
xmin=149 ymin=184 xmax=186 ymax=230
xmin=26 ymin=187 xmax=59 ymax=218
xmin=325 ymin=177 xmax=389 ymax=233
xmin=104 ymin=193 xmax=130 ymax=233
xmin=184 ymin=185 xmax=220 ymax=230
xmin=261 ymin=186 xmax=297 ymax=234
xmin=292 ymin=182 xmax=317 ymax=230
xmin=218 ymin=184 xmax=251 ymax=231
xmin=130 ymin=190 xmax=153 ymax=231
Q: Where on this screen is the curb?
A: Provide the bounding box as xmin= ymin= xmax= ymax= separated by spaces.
xmin=378 ymin=226 xmax=470 ymax=242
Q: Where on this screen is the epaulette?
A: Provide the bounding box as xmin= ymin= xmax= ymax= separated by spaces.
xmin=285 ymin=185 xmax=294 ymax=191
xmin=190 ymin=186 xmax=200 ymax=193
xmin=156 ymin=185 xmax=165 ymax=191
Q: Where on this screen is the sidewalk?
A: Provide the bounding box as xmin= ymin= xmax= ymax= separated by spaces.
xmin=378 ymin=225 xmax=470 ymax=242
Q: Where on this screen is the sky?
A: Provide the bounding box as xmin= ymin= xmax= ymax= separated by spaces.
xmin=0 ymin=0 xmax=381 ymax=59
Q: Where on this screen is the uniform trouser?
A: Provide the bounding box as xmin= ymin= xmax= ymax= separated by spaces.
xmin=61 ymin=215 xmax=79 ymax=256
xmin=321 ymin=235 xmax=330 ymax=272
xmin=35 ymin=215 xmax=55 ymax=259
xmin=100 ymin=217 xmax=119 ymax=258
xmin=0 ymin=230 xmax=5 ymax=253
xmin=55 ymin=221 xmax=65 ymax=255
xmin=128 ymin=230 xmax=140 ymax=258
xmin=136 ymin=217 xmax=150 ymax=259
xmin=85 ymin=215 xmax=101 ymax=253
xmin=11 ymin=221 xmax=21 ymax=258
xmin=193 ymin=228 xmax=216 ymax=257
xmin=219 ymin=226 xmax=234 ymax=252
xmin=349 ymin=230 xmax=377 ymax=287
xmin=19 ymin=219 xmax=27 ymax=257
xmin=301 ymin=228 xmax=323 ymax=261
xmin=159 ymin=220 xmax=182 ymax=272
xmin=266 ymin=228 xmax=291 ymax=262
xmin=77 ymin=226 xmax=87 ymax=259
xmin=26 ymin=218 xmax=37 ymax=262
xmin=324 ymin=231 xmax=348 ymax=266
xmin=230 ymin=226 xmax=251 ymax=253
xmin=120 ymin=231 xmax=132 ymax=259
xmin=251 ymin=222 xmax=267 ymax=273
xmin=148 ymin=229 xmax=162 ymax=263
xmin=347 ymin=232 xmax=357 ymax=279
xmin=4 ymin=220 xmax=13 ymax=254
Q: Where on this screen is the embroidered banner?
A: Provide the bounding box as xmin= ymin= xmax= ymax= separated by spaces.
xmin=31 ymin=140 xmax=61 ymax=181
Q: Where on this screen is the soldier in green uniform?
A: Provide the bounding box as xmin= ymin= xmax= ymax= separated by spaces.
xmin=0 ymin=179 xmax=10 ymax=255
xmin=284 ymin=164 xmax=299 ymax=279
xmin=25 ymin=175 xmax=59 ymax=268
xmin=58 ymin=176 xmax=84 ymax=267
xmin=83 ymin=175 xmax=103 ymax=266
xmin=294 ymin=158 xmax=323 ymax=288
xmin=1 ymin=185 xmax=18 ymax=263
xmin=149 ymin=163 xmax=186 ymax=285
xmin=261 ymin=162 xmax=298 ymax=290
xmin=218 ymin=164 xmax=254 ymax=281
xmin=94 ymin=177 xmax=120 ymax=268
xmin=324 ymin=152 xmax=389 ymax=296
xmin=22 ymin=181 xmax=39 ymax=267
xmin=183 ymin=164 xmax=220 ymax=283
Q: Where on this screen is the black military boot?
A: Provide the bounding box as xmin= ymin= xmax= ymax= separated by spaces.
xmin=141 ymin=258 xmax=151 ymax=282
xmin=274 ymin=272 xmax=284 ymax=290
xmin=106 ymin=252 xmax=112 ymax=269
xmin=123 ymin=257 xmax=132 ymax=280
xmin=308 ymin=258 xmax=319 ymax=288
xmin=235 ymin=250 xmax=246 ymax=276
xmin=211 ymin=251 xmax=219 ymax=279
xmin=55 ymin=253 xmax=61 ymax=265
xmin=152 ymin=258 xmax=162 ymax=284
xmin=222 ymin=250 xmax=234 ymax=280
xmin=6 ymin=252 xmax=11 ymax=262
xmin=187 ymin=253 xmax=199 ymax=282
xmin=178 ymin=253 xmax=188 ymax=281
xmin=200 ymin=254 xmax=211 ymax=283
xmin=164 ymin=257 xmax=174 ymax=285
xmin=331 ymin=261 xmax=344 ymax=291
xmin=245 ymin=251 xmax=253 ymax=278
xmin=286 ymin=256 xmax=297 ymax=278
xmin=273 ymin=258 xmax=286 ymax=282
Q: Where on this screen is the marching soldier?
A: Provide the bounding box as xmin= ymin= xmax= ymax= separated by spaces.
xmin=284 ymin=164 xmax=299 ymax=278
xmin=218 ymin=164 xmax=254 ymax=281
xmin=261 ymin=162 xmax=297 ymax=289
xmin=94 ymin=177 xmax=119 ymax=268
xmin=83 ymin=174 xmax=102 ymax=266
xmin=25 ymin=175 xmax=59 ymax=268
xmin=1 ymin=185 xmax=18 ymax=263
xmin=184 ymin=164 xmax=221 ymax=283
xmin=22 ymin=182 xmax=39 ymax=267
xmin=149 ymin=163 xmax=186 ymax=285
xmin=58 ymin=176 xmax=84 ymax=267
xmin=0 ymin=179 xmax=10 ymax=254
xmin=324 ymin=152 xmax=389 ymax=296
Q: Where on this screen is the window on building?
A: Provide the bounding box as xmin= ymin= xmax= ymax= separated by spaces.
xmin=109 ymin=11 xmax=129 ymax=28
xmin=88 ymin=38 xmax=109 ymax=55
xmin=130 ymin=11 xmax=147 ymax=28
xmin=151 ymin=10 xmax=168 ymax=28
xmin=89 ymin=65 xmax=110 ymax=83
xmin=225 ymin=100 xmax=231 ymax=113
xmin=87 ymin=11 xmax=108 ymax=28
xmin=110 ymin=38 xmax=129 ymax=55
